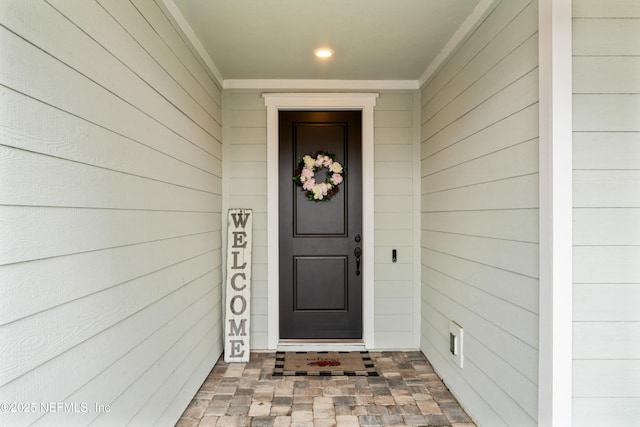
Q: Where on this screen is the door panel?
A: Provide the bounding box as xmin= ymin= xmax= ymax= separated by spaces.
xmin=294 ymin=257 xmax=347 ymax=310
xmin=279 ymin=111 xmax=362 ymax=339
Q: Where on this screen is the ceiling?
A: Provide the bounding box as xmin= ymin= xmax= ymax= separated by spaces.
xmin=169 ymin=0 xmax=484 ymax=82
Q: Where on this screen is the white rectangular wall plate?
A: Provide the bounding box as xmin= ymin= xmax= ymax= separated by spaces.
xmin=449 ymin=321 xmax=464 ymax=368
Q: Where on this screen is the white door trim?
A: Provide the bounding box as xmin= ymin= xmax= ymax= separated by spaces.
xmin=263 ymin=93 xmax=379 ymax=350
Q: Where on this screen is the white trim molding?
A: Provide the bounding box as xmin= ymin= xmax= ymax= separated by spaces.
xmin=263 ymin=93 xmax=379 ymax=350
xmin=159 ymin=0 xmax=224 ymax=86
xmin=538 ymin=0 xmax=573 ymax=426
xmin=227 ymin=80 xmax=417 ymax=91
xmin=419 ymin=0 xmax=498 ymax=87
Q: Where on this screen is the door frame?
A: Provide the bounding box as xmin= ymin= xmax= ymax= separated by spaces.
xmin=263 ymin=93 xmax=378 ymax=350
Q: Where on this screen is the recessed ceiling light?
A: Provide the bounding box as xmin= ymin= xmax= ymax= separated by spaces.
xmin=314 ymin=48 xmax=334 ymax=58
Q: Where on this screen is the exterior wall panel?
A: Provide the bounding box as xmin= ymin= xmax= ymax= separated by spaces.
xmin=224 ymin=90 xmax=420 ymax=349
xmin=420 ymin=1 xmax=540 ymax=425
xmin=573 ymin=1 xmax=640 ymax=425
xmin=373 ymin=92 xmax=419 ymax=348
xmin=0 ymin=1 xmax=223 ymax=425
xmin=223 ymin=91 xmax=269 ymax=348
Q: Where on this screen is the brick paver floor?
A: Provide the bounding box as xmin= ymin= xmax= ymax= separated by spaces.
xmin=176 ymin=351 xmax=475 ymax=427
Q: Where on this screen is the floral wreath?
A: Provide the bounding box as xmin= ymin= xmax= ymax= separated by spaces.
xmin=292 ymin=151 xmax=345 ymax=201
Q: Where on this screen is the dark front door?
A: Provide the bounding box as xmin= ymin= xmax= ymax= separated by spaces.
xmin=279 ymin=111 xmax=363 ymax=339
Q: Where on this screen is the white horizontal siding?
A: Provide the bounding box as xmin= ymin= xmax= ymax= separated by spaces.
xmin=0 ymin=207 xmax=219 ymax=267
xmin=373 ymin=92 xmax=419 ymax=349
xmin=573 ymin=398 xmax=640 ymax=427
xmin=0 ymin=1 xmax=223 ymax=425
xmin=223 ymin=91 xmax=269 ymax=348
xmin=223 ymin=90 xmax=420 ymax=349
xmin=573 ymin=1 xmax=640 ymax=426
xmin=421 ymin=297 xmax=537 ymax=427
xmin=420 ymin=0 xmax=539 ymax=426
xmin=574 ymin=322 xmax=640 ymax=359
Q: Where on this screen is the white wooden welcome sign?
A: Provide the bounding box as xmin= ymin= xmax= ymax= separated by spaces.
xmin=224 ymin=209 xmax=252 ymax=362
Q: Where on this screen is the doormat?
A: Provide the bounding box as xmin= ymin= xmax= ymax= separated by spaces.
xmin=272 ymin=351 xmax=379 ymax=377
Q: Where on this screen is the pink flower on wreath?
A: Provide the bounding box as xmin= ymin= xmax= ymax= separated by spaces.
xmin=315 ymin=155 xmax=324 ymax=167
xmin=300 ymin=167 xmax=314 ymax=181
xmin=302 ymin=178 xmax=315 ymax=191
xmin=330 ymin=173 xmax=343 ymax=185
xmin=323 ymin=156 xmax=332 ymax=167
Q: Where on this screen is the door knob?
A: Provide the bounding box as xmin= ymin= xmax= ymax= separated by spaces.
xmin=354 ymin=247 xmax=362 ymax=276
